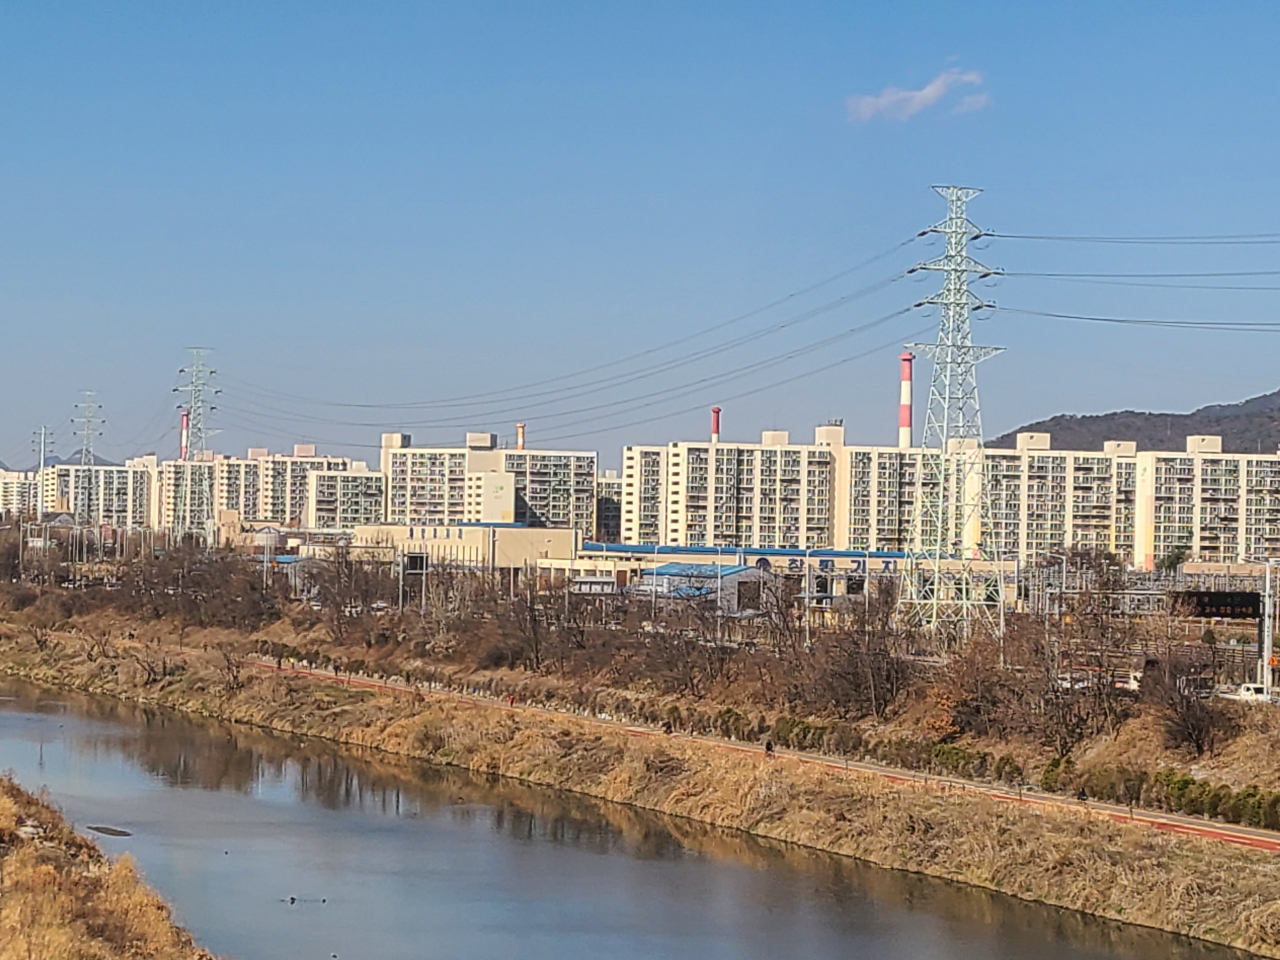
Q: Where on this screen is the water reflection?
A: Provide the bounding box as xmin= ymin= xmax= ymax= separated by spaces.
xmin=0 ymin=680 xmax=1251 ymax=960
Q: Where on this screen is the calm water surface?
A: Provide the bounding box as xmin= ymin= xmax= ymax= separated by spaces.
xmin=0 ymin=680 xmax=1249 ymax=960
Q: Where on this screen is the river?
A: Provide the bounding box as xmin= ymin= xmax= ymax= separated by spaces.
xmin=0 ymin=679 xmax=1249 ymax=960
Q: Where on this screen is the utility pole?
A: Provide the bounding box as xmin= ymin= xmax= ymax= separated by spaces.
xmin=173 ymin=348 xmax=219 ymax=546
xmin=1263 ymin=560 xmax=1275 ymax=698
xmin=31 ymin=426 xmax=50 ymax=523
xmin=899 ymin=186 xmax=1004 ymax=644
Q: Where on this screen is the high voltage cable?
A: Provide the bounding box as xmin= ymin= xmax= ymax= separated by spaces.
xmin=220 ymin=276 xmax=910 ymax=428
xmin=214 ymin=311 xmax=922 ymax=450
xmin=988 ymin=232 xmax=1280 ymax=245
xmin=496 ymin=307 xmax=915 ymax=436
xmin=997 ymin=306 xmax=1280 ymax=332
xmin=1007 ymin=269 xmax=1280 ymax=279
xmin=219 ymin=305 xmax=916 ymax=432
xmin=217 ymin=236 xmax=919 ymax=412
xmin=220 ymin=269 xmax=903 ymax=415
xmin=998 ymin=275 xmax=1280 ymax=292
xmin=536 ymin=326 xmax=935 ymax=445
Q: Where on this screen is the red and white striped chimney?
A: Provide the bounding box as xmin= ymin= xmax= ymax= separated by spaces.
xmin=711 ymin=406 xmax=721 ymax=443
xmin=898 ymin=352 xmax=914 ymax=449
xmin=180 ymin=410 xmax=190 ymax=460
xmin=516 ymin=422 xmax=526 ymax=450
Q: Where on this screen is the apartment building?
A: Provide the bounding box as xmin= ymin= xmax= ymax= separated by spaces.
xmin=41 ymin=459 xmax=153 ymax=528
xmin=204 ymin=446 xmax=365 ymax=526
xmin=595 ymin=469 xmax=622 ymax=542
xmin=159 ymin=458 xmax=216 ymax=534
xmin=0 ymin=470 xmax=39 ymax=518
xmin=381 ymin=432 xmax=597 ymax=533
xmin=305 ymin=469 xmax=386 ymax=530
xmin=619 ymin=423 xmax=1280 ymax=570
xmin=621 ymin=423 xmax=844 ymax=549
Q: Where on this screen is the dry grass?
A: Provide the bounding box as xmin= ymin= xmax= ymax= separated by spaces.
xmin=0 ymin=777 xmax=215 ymax=960
xmin=6 ymin=621 xmax=1280 ymax=955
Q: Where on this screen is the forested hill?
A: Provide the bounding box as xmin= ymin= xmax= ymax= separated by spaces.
xmin=988 ymin=388 xmax=1280 ymax=453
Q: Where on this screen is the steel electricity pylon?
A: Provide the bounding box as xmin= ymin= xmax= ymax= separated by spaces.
xmin=71 ymin=392 xmax=103 ymax=526
xmin=173 ymin=348 xmax=218 ymax=543
xmin=900 ymin=186 xmax=1004 ymax=640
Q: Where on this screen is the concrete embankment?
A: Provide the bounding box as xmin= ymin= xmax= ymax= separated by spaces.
xmin=3 ymin=629 xmax=1280 ymax=957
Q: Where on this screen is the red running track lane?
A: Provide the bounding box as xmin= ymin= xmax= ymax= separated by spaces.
xmin=246 ymin=658 xmax=1280 ymax=853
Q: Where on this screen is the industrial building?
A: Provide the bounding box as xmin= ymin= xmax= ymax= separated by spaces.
xmin=381 ymin=431 xmax=597 ymax=534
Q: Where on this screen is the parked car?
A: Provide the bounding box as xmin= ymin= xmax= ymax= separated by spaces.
xmin=1218 ymin=683 xmax=1277 ymax=704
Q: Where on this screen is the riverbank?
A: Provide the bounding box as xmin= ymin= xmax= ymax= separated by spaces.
xmin=4 ymin=629 xmax=1280 ymax=956
xmin=0 ymin=774 xmax=215 ymax=960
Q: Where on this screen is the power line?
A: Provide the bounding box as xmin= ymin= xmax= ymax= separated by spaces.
xmin=988 ymin=231 xmax=1280 ymax=245
xmin=217 ymin=300 xmax=915 ymax=432
xmin=535 ymin=325 xmax=935 ymax=445
xmin=1007 ymin=269 xmax=1280 ymax=279
xmin=997 ymin=305 xmax=1280 ymax=332
xmin=219 ymin=272 xmax=905 ymax=425
xmin=214 ymin=238 xmax=919 ymax=412
xmin=997 ymin=275 xmax=1280 ymax=292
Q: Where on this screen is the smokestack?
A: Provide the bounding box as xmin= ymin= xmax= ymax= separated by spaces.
xmin=516 ymin=422 xmax=525 ymax=450
xmin=711 ymin=406 xmax=721 ymax=444
xmin=180 ymin=410 xmax=190 ymax=461
xmin=898 ymin=352 xmax=914 ymax=449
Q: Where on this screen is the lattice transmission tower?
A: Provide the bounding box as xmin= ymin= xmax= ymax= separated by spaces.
xmin=173 ymin=348 xmax=218 ymax=544
xmin=71 ymin=392 xmax=103 ymax=526
xmin=899 ymin=186 xmax=1004 ymax=639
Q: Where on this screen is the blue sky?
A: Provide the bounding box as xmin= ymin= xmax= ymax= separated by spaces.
xmin=3 ymin=2 xmax=1280 ymax=468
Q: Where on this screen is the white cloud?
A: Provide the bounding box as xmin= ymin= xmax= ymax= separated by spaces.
xmin=847 ymin=68 xmax=984 ymax=122
xmin=952 ymin=92 xmax=990 ymax=114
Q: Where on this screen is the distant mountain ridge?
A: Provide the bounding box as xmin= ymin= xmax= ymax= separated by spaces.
xmin=12 ymin=454 xmax=121 ymax=473
xmin=990 ymin=387 xmax=1280 ymax=454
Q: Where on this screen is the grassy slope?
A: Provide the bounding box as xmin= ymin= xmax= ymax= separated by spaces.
xmin=3 ymin=624 xmax=1280 ymax=956
xmin=0 ymin=777 xmax=215 ymax=960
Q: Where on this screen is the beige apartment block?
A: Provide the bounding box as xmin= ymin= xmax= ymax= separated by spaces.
xmin=622 ymin=423 xmax=845 ymax=549
xmin=381 ymin=432 xmax=597 ymax=533
xmin=159 ymin=458 xmax=216 ymax=534
xmin=1132 ymin=435 xmax=1280 ymax=570
xmin=595 ymin=469 xmax=622 ymax=542
xmin=0 ymin=470 xmax=39 ymax=518
xmin=41 ymin=460 xmax=154 ymax=528
xmin=203 ymin=446 xmax=366 ymax=527
xmin=620 ymin=424 xmax=1280 ymax=570
xmin=305 ymin=469 xmax=386 ymax=530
